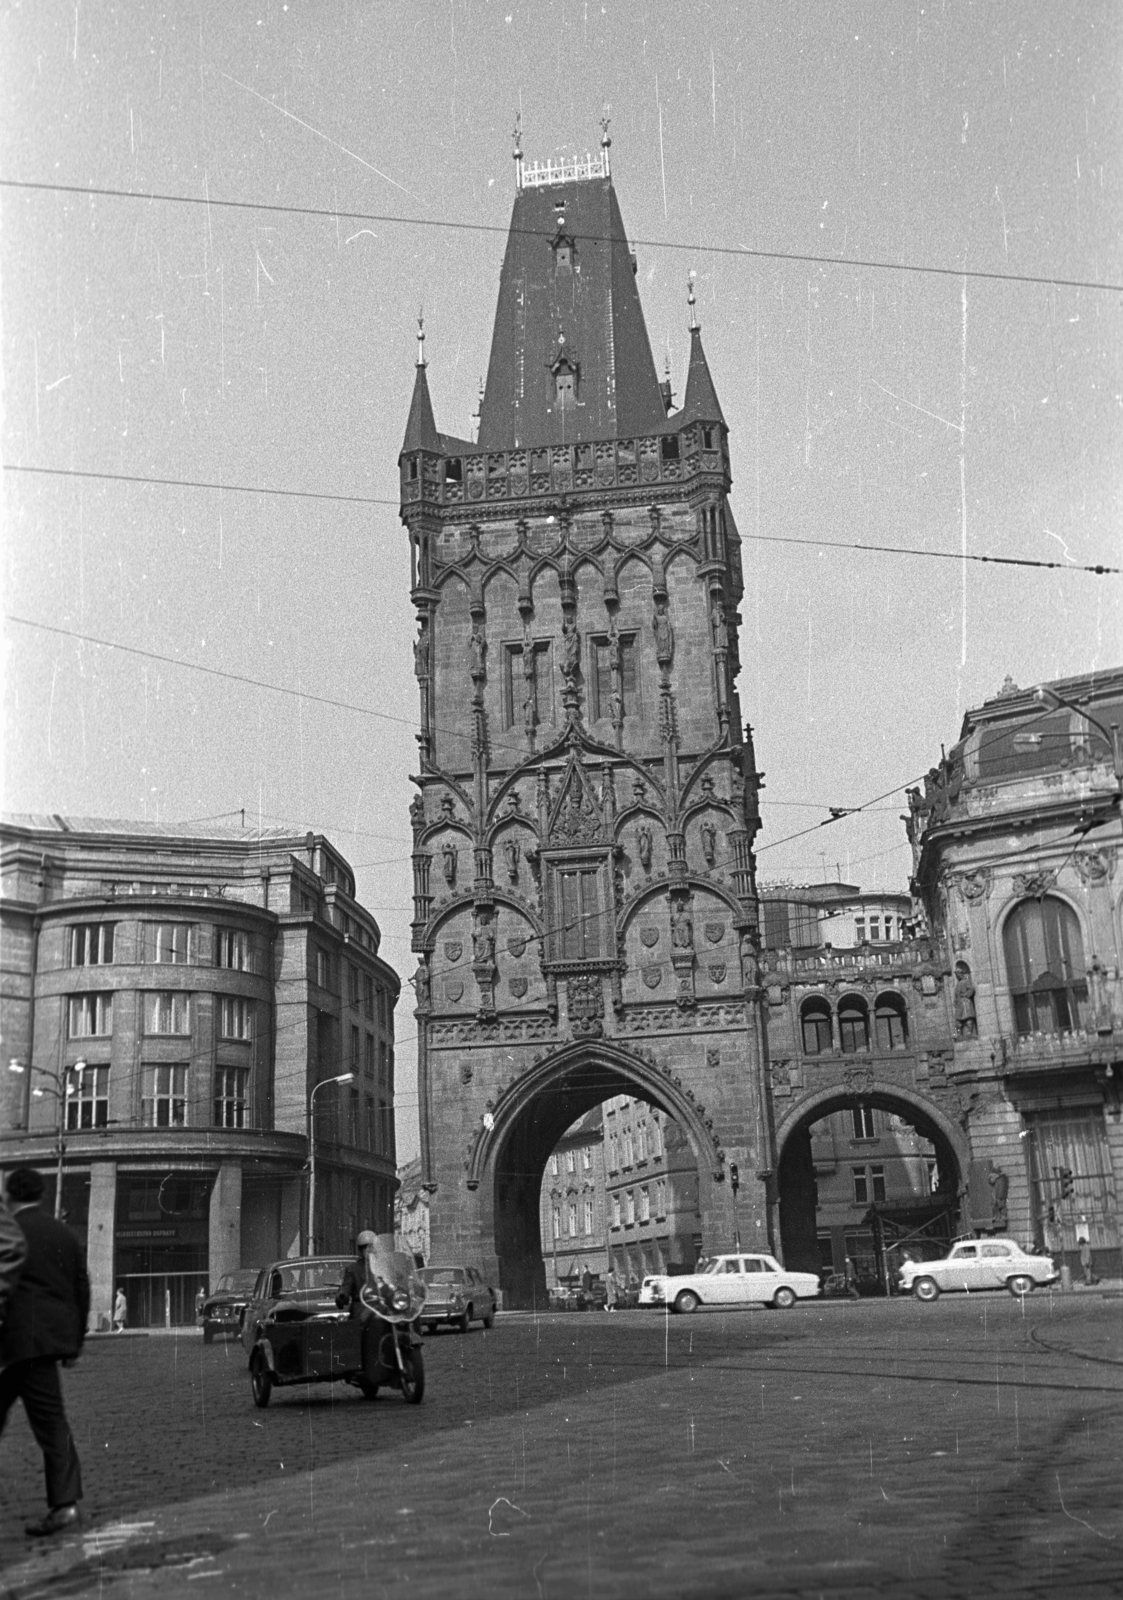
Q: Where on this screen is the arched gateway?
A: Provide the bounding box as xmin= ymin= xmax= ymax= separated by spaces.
xmin=399 ymin=140 xmax=774 ymax=1306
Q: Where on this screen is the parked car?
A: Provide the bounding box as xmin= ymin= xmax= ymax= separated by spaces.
xmin=899 ymin=1238 xmax=1059 ymax=1301
xmin=202 ymin=1269 xmax=260 ymax=1343
xmin=418 ymin=1265 xmax=497 ymax=1333
xmin=639 ymin=1253 xmax=822 ymax=1313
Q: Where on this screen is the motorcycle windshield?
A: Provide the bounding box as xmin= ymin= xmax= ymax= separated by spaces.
xmin=359 ymin=1237 xmax=427 ymax=1321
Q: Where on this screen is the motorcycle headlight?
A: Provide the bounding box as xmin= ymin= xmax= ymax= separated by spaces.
xmin=391 ymin=1288 xmax=410 ymax=1312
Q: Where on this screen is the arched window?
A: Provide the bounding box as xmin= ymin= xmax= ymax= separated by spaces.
xmin=838 ymin=996 xmax=870 ymax=1054
xmin=800 ymin=997 xmax=833 ymax=1055
xmin=874 ymin=993 xmax=909 ymax=1049
xmin=1003 ymin=897 xmax=1088 ymax=1035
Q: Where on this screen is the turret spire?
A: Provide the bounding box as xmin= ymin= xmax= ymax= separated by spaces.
xmin=416 ymin=310 xmax=427 ymax=368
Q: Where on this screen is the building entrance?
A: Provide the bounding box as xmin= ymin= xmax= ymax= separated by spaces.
xmin=114 ymin=1173 xmax=210 ymax=1327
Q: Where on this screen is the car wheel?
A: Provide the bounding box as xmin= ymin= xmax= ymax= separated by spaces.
xmin=913 ymin=1277 xmax=940 ymax=1303
xmin=458 ymin=1307 xmax=471 ymax=1334
xmin=772 ymin=1286 xmax=797 ymax=1310
xmin=1007 ymin=1274 xmax=1035 ymax=1297
xmin=400 ymin=1347 xmax=425 ymax=1404
xmin=673 ymin=1290 xmax=700 ymax=1314
xmin=249 ymin=1351 xmax=272 ymax=1409
xmin=203 ymin=1327 xmax=214 ymax=1345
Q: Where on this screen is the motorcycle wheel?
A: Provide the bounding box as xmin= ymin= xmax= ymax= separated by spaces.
xmin=399 ymin=1346 xmax=425 ymax=1404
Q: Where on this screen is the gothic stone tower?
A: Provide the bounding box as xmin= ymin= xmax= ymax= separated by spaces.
xmin=400 ymin=136 xmax=772 ymax=1305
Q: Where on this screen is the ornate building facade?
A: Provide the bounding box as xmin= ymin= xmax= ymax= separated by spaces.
xmin=401 ymin=134 xmax=770 ymax=1306
xmin=1 ymin=817 xmax=399 ymax=1327
xmin=909 ymin=669 xmax=1123 ymax=1277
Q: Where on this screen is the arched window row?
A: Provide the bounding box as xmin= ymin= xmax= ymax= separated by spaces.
xmin=799 ymin=991 xmax=909 ymax=1056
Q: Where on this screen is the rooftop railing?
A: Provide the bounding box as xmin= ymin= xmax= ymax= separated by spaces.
xmin=522 ymin=152 xmax=608 ymax=188
xmin=401 ymin=429 xmax=726 ymax=508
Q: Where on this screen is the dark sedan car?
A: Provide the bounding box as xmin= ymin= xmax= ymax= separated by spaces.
xmin=202 ymin=1270 xmax=260 ymax=1343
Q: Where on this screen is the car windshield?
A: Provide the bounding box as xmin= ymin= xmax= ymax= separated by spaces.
xmin=422 ymin=1268 xmax=466 ymax=1285
xmin=216 ymin=1271 xmax=259 ymax=1294
xmin=272 ymin=1260 xmax=350 ymax=1295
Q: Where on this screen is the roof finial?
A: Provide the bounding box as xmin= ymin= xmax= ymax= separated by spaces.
xmin=513 ymin=112 xmax=524 ymax=192
xmin=600 ymin=112 xmax=612 ymax=178
xmin=687 ymin=272 xmax=698 ymax=331
xmin=416 ymin=309 xmax=426 ymax=368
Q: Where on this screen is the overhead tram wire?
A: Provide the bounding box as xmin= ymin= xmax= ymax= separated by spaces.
xmin=3 ymin=176 xmax=1122 ymax=296
xmin=4 ymin=466 xmax=1116 ymax=577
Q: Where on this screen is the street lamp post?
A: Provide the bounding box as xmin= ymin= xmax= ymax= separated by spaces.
xmin=8 ymin=1057 xmax=86 ymax=1218
xmin=1033 ymin=685 xmax=1123 ymax=787
xmin=729 ymin=1162 xmax=742 ymax=1252
xmin=307 ymin=1072 xmax=355 ymax=1254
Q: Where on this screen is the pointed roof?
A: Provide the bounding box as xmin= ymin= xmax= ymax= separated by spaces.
xmin=478 ymin=177 xmax=667 ymax=450
xmin=401 ymin=361 xmax=441 ymax=455
xmin=678 ymin=325 xmax=725 ymax=427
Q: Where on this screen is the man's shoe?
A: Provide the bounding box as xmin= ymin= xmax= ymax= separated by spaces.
xmin=25 ymin=1505 xmax=81 ymax=1537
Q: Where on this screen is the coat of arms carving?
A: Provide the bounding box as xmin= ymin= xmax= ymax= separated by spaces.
xmin=567 ymin=972 xmax=604 ymax=1038
xmin=445 ymin=979 xmax=464 ymax=1003
xmin=642 ymin=967 xmax=663 ymax=989
xmin=509 ymin=976 xmax=528 ymax=998
xmin=708 ymin=963 xmax=726 ymax=984
xmin=444 ymin=941 xmax=462 ymax=962
xmin=704 ymin=922 xmax=725 ymax=944
xmin=640 ymin=927 xmax=660 ymax=948
xmin=507 ymin=936 xmax=528 ymax=959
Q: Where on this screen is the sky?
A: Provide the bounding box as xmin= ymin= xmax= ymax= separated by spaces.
xmin=3 ymin=0 xmax=1120 ymax=1163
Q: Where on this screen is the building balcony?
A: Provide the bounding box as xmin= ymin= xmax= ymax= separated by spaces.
xmin=785 ymin=941 xmax=930 ymax=980
xmin=997 ymin=1026 xmax=1118 ymax=1077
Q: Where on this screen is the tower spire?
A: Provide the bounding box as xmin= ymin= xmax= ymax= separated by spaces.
xmin=416 ymin=309 xmax=427 ymax=368
xmin=687 ymin=273 xmax=698 ymax=331
xmin=512 ymin=113 xmax=524 ymax=192
xmin=600 ymin=113 xmax=612 ymax=178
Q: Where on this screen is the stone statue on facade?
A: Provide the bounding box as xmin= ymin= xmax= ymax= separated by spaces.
xmin=413 ymin=959 xmax=431 ymax=1009
xmin=953 ymin=960 xmax=977 ymax=1037
xmin=671 ymin=902 xmax=694 ymax=950
xmin=502 ymin=836 xmax=520 ymax=881
xmin=441 ymin=840 xmax=458 ymax=887
xmin=469 ymin=625 xmax=487 ymax=683
xmin=700 ymin=818 xmax=717 ymax=866
xmin=560 ymin=617 xmax=580 ymax=682
xmin=637 ymin=822 xmax=653 ymax=874
xmin=652 ymin=603 xmax=674 ymax=668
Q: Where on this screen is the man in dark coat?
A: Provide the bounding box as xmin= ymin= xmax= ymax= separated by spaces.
xmin=0 ymin=1166 xmax=89 ymax=1536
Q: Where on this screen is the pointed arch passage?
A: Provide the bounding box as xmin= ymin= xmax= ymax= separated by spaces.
xmin=466 ymin=1040 xmax=725 ymax=1308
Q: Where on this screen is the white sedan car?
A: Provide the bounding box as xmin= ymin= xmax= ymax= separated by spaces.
xmin=640 ymin=1253 xmax=822 ymax=1313
xmin=899 ymin=1238 xmax=1059 ymax=1302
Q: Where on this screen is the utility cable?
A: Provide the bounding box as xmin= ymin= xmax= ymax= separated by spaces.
xmin=5 ymin=464 xmax=1116 ymax=576
xmin=3 ymin=176 xmax=1121 ymax=295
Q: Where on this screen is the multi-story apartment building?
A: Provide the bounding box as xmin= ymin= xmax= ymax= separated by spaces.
xmin=1 ymin=817 xmax=399 ymax=1327
xmin=537 ymin=1106 xmax=607 ymax=1288
xmin=601 ymin=1097 xmax=700 ymax=1283
xmin=910 ymin=669 xmax=1123 ymax=1277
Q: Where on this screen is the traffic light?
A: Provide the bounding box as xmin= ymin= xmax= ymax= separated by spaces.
xmin=1054 ymin=1166 xmax=1075 ymax=1200
xmin=729 ymin=1162 xmax=740 ymax=1195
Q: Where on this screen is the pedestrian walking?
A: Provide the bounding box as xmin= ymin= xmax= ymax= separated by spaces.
xmin=194 ymin=1284 xmax=207 ymax=1323
xmin=113 ymin=1286 xmax=127 ymax=1333
xmin=0 ymin=1165 xmax=89 ymax=1537
xmin=1079 ymin=1236 xmax=1095 ymax=1287
xmin=605 ymin=1267 xmax=618 ymax=1311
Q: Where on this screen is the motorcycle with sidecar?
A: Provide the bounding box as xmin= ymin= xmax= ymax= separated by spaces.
xmin=240 ymin=1242 xmax=426 ymax=1407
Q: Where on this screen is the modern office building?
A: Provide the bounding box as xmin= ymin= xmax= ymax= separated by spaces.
xmin=1 ymin=816 xmax=399 ymax=1327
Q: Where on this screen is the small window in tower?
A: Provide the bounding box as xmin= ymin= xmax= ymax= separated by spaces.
xmin=660 ymin=434 xmax=679 ymax=461
xmin=444 ymin=459 xmax=462 ymax=483
xmin=702 ymin=427 xmax=715 ymax=451
xmin=556 ymin=368 xmax=577 ymax=410
xmin=556 ymin=241 xmax=572 ymax=268
xmin=409 ymin=459 xmax=418 ymax=481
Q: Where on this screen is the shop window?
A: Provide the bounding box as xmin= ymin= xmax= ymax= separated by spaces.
xmin=838 ymin=996 xmax=870 ymax=1054
xmin=1003 ymin=897 xmax=1088 ymax=1035
xmin=68 ymin=993 xmax=113 ymax=1038
xmin=874 ymin=993 xmax=909 ymax=1049
xmin=70 ymin=923 xmax=114 ymax=966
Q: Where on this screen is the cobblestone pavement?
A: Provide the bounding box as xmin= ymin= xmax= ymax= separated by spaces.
xmin=1 ymin=1291 xmax=1121 ymax=1599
